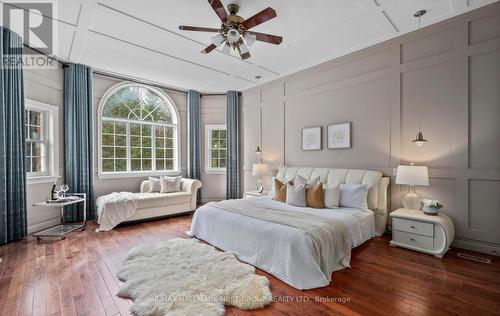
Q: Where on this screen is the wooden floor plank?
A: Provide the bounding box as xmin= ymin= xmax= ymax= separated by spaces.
xmin=0 ymin=214 xmax=499 ymax=316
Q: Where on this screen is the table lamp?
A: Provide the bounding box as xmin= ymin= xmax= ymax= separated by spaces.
xmin=395 ymin=164 xmax=429 ymax=210
xmin=252 ymin=163 xmax=268 ymax=193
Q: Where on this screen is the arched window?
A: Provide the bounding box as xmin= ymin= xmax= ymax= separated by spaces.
xmin=98 ymin=83 xmax=180 ymax=176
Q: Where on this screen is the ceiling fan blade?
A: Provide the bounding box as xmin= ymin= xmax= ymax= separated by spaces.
xmin=201 ymin=43 xmax=217 ymax=54
xmin=179 ymin=25 xmax=220 ymax=32
xmin=247 ymin=31 xmax=283 ymax=45
xmin=241 ymin=7 xmax=277 ymax=30
xmin=207 ymin=0 xmax=228 ymax=22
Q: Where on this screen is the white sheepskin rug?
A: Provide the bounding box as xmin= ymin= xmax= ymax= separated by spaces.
xmin=117 ymin=238 xmax=273 ymax=316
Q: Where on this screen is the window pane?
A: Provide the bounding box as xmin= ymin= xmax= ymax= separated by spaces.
xmin=219 ymin=149 xmax=226 ymax=159
xmin=142 ymin=137 xmax=151 ymax=147
xmin=102 ymin=146 xmax=114 ymax=158
xmin=155 ymin=127 xmax=164 ymax=137
xmin=142 ymin=159 xmax=152 ymax=170
xmin=32 ymin=157 xmax=41 ymax=172
xmin=103 ymin=159 xmax=114 ymax=172
xmin=142 ymin=124 xmax=151 ymax=135
xmin=115 ymin=122 xmax=126 ymax=134
xmin=26 ymin=142 xmax=32 ymax=156
xmin=115 ymin=135 xmax=126 ymax=146
xmin=211 ymin=159 xmax=219 ymax=168
xmin=156 ymin=149 xmax=165 ymax=158
xmin=166 ymin=139 xmax=174 ymax=148
xmin=29 ymin=126 xmax=41 ymax=140
xmin=130 ymin=136 xmax=141 ymax=147
xmin=166 ymin=159 xmax=174 ymax=170
xmin=131 ymin=148 xmax=141 ymax=159
xmin=166 ymin=149 xmax=174 ymax=159
xmin=211 ymin=149 xmax=219 ymax=159
xmin=142 ymin=148 xmax=151 ymax=159
xmin=115 ymin=159 xmax=127 ymax=171
xmin=220 ymin=159 xmax=226 ymax=168
xmin=156 ymin=159 xmax=165 ymax=170
xmin=102 ymin=121 xmax=114 ymax=134
xmin=220 ymin=140 xmax=227 ymax=149
xmin=115 ymin=147 xmax=126 ymax=158
xmin=219 ymin=130 xmax=226 ymax=139
xmin=31 ymin=111 xmax=42 ymax=126
xmin=166 ymin=127 xmax=174 ymax=138
xmin=155 ymin=137 xmax=164 ymax=148
xmin=212 ymin=140 xmax=219 ymax=149
xmin=26 ymin=158 xmax=31 ymax=172
xmin=102 ymin=134 xmax=113 ymax=146
xmin=131 ymin=159 xmax=141 ymax=171
xmin=130 ymin=123 xmax=141 ymax=136
xmin=212 ymin=130 xmax=219 ymax=139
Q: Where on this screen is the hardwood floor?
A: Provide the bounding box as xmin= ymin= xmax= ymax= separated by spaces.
xmin=1 ymin=214 xmax=499 ymax=316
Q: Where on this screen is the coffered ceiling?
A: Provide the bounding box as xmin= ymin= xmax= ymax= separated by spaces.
xmin=2 ymin=0 xmax=498 ymax=92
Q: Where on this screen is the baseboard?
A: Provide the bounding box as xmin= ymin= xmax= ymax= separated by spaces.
xmin=452 ymin=237 xmax=499 ymax=257
xmin=201 ymin=197 xmax=224 ymax=203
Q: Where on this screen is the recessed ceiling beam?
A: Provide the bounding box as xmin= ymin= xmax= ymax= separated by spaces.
xmin=356 ymin=0 xmax=399 ymax=35
xmin=68 ymin=0 xmax=99 ymax=62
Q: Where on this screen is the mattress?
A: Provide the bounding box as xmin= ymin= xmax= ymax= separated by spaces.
xmin=187 ymin=196 xmax=375 ymax=289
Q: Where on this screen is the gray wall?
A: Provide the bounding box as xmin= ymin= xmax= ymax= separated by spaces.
xmin=241 ymin=3 xmax=500 ymax=256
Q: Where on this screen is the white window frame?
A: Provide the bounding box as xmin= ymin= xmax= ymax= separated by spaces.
xmin=97 ymin=82 xmax=181 ymax=179
xmin=25 ymin=99 xmax=59 ymax=184
xmin=205 ymin=124 xmax=227 ymax=174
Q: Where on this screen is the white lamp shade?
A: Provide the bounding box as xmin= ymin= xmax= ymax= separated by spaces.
xmin=211 ymin=33 xmax=225 ymax=46
xmin=395 ymin=165 xmax=429 ymax=186
xmin=222 ymin=42 xmax=231 ymax=55
xmin=243 ymin=33 xmax=256 ymax=46
xmin=227 ymin=29 xmax=240 ymax=44
xmin=252 ymin=163 xmax=268 ymax=176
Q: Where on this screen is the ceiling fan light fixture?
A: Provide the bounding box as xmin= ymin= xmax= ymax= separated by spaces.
xmin=227 ymin=29 xmax=240 ymax=44
xmin=239 ymin=42 xmax=249 ymax=54
xmin=211 ymin=33 xmax=225 ymax=46
xmin=243 ymin=33 xmax=256 ymax=46
xmin=222 ymin=42 xmax=231 ymax=55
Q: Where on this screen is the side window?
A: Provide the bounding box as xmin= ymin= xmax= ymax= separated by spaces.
xmin=205 ymin=125 xmax=227 ymax=173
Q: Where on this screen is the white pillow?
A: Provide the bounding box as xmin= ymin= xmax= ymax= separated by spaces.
xmin=294 ymin=174 xmax=320 ymax=187
xmin=324 ymin=183 xmax=340 ymax=208
xmin=148 ymin=177 xmax=161 ymax=193
xmin=339 ymin=184 xmax=370 ymax=210
xmin=160 ymin=176 xmax=182 ymax=193
xmin=285 ymin=183 xmax=307 ymax=207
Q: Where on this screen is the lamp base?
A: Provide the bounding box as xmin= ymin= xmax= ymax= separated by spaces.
xmin=402 ymin=188 xmax=422 ymax=210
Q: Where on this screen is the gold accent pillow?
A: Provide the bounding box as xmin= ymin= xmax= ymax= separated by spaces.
xmin=273 ymin=178 xmax=290 ymax=203
xmin=306 ymin=183 xmax=325 ymax=209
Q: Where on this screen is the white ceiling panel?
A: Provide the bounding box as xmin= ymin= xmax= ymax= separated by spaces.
xmin=2 ymin=0 xmax=497 ymax=92
xmin=80 ymin=31 xmax=232 ymax=90
xmin=381 ymin=0 xmax=453 ymax=32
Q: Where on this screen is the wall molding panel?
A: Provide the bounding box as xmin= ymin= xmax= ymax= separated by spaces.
xmin=241 ymin=3 xmax=500 ymax=256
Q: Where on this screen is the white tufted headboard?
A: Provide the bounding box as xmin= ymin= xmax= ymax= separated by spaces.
xmin=276 ymin=166 xmax=390 ymax=236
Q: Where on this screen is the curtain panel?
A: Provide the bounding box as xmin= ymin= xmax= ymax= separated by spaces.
xmin=0 ymin=27 xmax=27 ymax=244
xmin=226 ymin=91 xmax=241 ymax=199
xmin=64 ymin=63 xmax=95 ymax=221
xmin=187 ymin=90 xmax=201 ymax=203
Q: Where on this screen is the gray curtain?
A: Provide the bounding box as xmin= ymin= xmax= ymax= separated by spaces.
xmin=0 ymin=27 xmax=27 ymax=244
xmin=64 ymin=63 xmax=95 ymax=221
xmin=187 ymin=90 xmax=201 ymax=203
xmin=226 ymin=91 xmax=241 ymax=199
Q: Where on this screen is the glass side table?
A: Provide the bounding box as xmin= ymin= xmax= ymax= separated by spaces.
xmin=32 ymin=193 xmax=86 ymax=240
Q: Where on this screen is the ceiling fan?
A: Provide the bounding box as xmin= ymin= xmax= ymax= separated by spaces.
xmin=179 ymin=0 xmax=283 ymax=60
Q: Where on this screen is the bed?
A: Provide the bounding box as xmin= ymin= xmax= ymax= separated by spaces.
xmin=188 ymin=167 xmax=390 ymax=290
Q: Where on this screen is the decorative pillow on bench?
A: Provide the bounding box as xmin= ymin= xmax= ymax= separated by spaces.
xmin=160 ymin=176 xmax=182 ymax=193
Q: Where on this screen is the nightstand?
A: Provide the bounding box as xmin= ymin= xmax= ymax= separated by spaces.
xmin=244 ymin=191 xmax=268 ymax=198
xmin=389 ymin=208 xmax=455 ymax=258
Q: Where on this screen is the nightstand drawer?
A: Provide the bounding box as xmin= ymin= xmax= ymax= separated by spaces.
xmin=393 ymin=217 xmax=434 ymax=237
xmin=394 ymin=231 xmax=434 ymax=250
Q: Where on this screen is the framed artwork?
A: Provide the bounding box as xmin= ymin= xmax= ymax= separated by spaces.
xmin=327 ymin=122 xmax=351 ymax=149
xmin=302 ymin=126 xmax=322 ymax=151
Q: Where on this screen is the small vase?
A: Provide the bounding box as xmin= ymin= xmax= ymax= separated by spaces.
xmin=423 ymin=206 xmax=439 ymax=215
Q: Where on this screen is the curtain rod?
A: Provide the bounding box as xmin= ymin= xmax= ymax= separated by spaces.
xmin=23 ymin=44 xmax=230 ymax=97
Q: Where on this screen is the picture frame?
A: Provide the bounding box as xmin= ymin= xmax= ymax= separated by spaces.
xmin=301 ymin=126 xmax=322 ymax=151
xmin=327 ymin=122 xmax=351 ymax=149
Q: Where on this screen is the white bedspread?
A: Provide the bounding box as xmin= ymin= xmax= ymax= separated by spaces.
xmin=187 ymin=196 xmax=375 ymax=290
xmin=96 ymin=192 xmax=138 ymax=232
